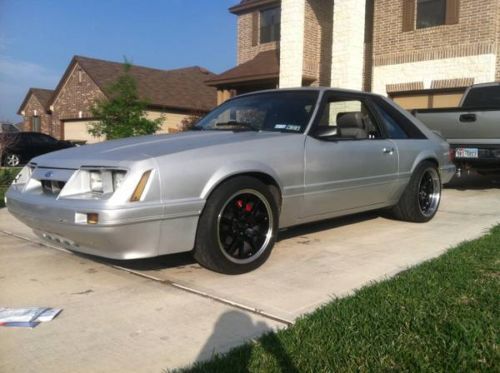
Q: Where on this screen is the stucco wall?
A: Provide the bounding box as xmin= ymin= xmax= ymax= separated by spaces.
xmin=145 ymin=111 xmax=190 ymax=133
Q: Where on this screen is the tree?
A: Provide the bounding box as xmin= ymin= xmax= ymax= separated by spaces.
xmin=89 ymin=61 xmax=163 ymax=140
xmin=177 ymin=111 xmax=204 ymax=132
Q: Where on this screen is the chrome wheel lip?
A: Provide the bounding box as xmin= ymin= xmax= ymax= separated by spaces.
xmin=417 ymin=168 xmax=441 ymax=217
xmin=217 ymin=189 xmax=274 ymax=265
xmin=6 ymin=154 xmax=20 ymax=167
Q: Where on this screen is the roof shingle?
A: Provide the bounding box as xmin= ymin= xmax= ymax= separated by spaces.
xmin=206 ymin=50 xmax=280 ymax=86
xmin=52 ymin=56 xmax=217 ymax=112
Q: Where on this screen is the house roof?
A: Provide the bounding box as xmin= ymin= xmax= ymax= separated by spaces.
xmin=206 ymin=50 xmax=280 ymax=87
xmin=17 ymin=88 xmax=54 ymax=114
xmin=229 ymin=0 xmax=280 ymax=14
xmin=51 ymin=56 xmax=217 ymax=113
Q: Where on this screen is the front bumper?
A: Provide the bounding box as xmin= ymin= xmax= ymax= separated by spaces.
xmin=6 ymin=187 xmax=203 ymax=260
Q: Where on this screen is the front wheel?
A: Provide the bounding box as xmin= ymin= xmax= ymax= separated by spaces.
xmin=4 ymin=153 xmax=21 ymax=167
xmin=194 ymin=176 xmax=279 ymax=274
xmin=391 ymin=161 xmax=441 ymax=222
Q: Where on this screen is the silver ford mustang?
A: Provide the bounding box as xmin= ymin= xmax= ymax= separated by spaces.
xmin=6 ymin=88 xmax=455 ymax=274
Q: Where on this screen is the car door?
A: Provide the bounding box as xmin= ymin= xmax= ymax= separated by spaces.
xmin=303 ymin=92 xmax=399 ymax=218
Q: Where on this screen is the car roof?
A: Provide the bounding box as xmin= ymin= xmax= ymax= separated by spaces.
xmin=231 ymin=86 xmax=384 ymax=101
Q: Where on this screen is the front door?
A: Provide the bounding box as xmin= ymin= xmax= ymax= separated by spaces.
xmin=303 ymin=93 xmax=398 ymax=218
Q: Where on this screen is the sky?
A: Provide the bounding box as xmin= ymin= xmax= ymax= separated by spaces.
xmin=0 ymin=0 xmax=238 ymax=122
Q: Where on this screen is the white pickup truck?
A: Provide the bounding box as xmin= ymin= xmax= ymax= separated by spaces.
xmin=414 ymin=83 xmax=500 ymax=175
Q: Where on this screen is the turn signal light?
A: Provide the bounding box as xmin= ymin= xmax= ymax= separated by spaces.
xmin=130 ymin=170 xmax=152 ymax=202
xmin=87 ymin=213 xmax=99 ymax=225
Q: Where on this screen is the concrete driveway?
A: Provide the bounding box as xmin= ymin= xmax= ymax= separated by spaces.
xmin=1 ymin=174 xmax=499 ymax=372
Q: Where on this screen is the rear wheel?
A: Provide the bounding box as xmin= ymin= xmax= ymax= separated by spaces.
xmin=194 ymin=176 xmax=279 ymax=274
xmin=392 ymin=161 xmax=441 ymax=222
xmin=4 ymin=153 xmax=21 ymax=167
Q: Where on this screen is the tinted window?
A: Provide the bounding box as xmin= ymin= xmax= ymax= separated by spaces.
xmin=417 ymin=0 xmax=446 ymax=29
xmin=462 ymin=86 xmax=500 ymax=109
xmin=260 ymin=7 xmax=280 ymax=43
xmin=372 ymin=97 xmax=427 ymax=139
xmin=372 ymin=105 xmax=408 ymax=139
xmin=196 ymin=91 xmax=318 ymax=133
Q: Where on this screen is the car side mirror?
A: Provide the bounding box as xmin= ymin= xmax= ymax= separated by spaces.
xmin=314 ymin=126 xmax=339 ymax=139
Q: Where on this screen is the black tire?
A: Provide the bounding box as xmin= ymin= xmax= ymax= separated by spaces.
xmin=4 ymin=153 xmax=21 ymax=167
xmin=391 ymin=161 xmax=441 ymax=223
xmin=194 ymin=176 xmax=279 ymax=274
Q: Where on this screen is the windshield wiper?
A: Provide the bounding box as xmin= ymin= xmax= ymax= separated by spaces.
xmin=215 ymin=120 xmax=259 ymax=131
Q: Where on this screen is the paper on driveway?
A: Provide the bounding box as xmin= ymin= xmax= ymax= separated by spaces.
xmin=0 ymin=307 xmax=62 ymax=327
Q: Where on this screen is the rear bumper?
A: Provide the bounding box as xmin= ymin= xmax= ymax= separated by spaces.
xmin=6 ymin=187 xmax=203 ymax=259
xmin=440 ymin=164 xmax=456 ymax=184
xmin=451 ymin=144 xmax=500 ymax=169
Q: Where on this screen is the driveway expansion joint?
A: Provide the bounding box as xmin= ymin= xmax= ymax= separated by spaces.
xmin=0 ymin=229 xmax=293 ymax=327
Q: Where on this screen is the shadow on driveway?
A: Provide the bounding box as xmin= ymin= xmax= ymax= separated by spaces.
xmin=194 ymin=310 xmax=298 ymax=372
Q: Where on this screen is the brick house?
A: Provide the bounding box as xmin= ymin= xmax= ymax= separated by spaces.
xmin=17 ymin=88 xmax=54 ymax=134
xmin=18 ymin=56 xmax=217 ymax=142
xmin=208 ymin=0 xmax=500 ymax=109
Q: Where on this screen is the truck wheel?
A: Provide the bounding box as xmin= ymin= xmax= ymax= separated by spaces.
xmin=391 ymin=161 xmax=441 ymax=222
xmin=194 ymin=176 xmax=279 ymax=274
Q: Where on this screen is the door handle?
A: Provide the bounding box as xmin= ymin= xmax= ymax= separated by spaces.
xmin=383 ymin=147 xmax=394 ymax=154
xmin=459 ymin=113 xmax=476 ymax=122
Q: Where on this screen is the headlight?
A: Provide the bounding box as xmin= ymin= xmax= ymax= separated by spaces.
xmin=89 ymin=171 xmax=103 ymax=193
xmin=85 ymin=169 xmax=127 ymax=195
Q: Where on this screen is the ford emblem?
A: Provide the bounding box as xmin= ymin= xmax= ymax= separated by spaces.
xmin=45 ymin=171 xmax=53 ymax=178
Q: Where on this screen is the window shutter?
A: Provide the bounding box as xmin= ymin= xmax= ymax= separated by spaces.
xmin=402 ymin=0 xmax=416 ymax=32
xmin=251 ymin=11 xmax=259 ymax=46
xmin=445 ymin=0 xmax=459 ymax=25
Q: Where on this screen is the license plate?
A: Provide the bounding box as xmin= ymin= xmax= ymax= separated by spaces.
xmin=455 ymin=148 xmax=479 ymax=158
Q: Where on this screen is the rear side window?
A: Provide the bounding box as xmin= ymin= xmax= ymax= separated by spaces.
xmin=462 ymin=86 xmax=500 ymax=108
xmin=372 ymin=105 xmax=408 ymax=139
xmin=371 ymin=97 xmax=427 ymax=139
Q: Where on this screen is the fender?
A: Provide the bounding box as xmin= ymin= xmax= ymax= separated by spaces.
xmin=411 ymin=149 xmax=439 ymax=173
xmin=200 ymin=160 xmax=283 ymax=200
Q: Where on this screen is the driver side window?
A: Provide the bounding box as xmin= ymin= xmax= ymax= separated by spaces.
xmin=316 ymin=98 xmax=382 ymax=140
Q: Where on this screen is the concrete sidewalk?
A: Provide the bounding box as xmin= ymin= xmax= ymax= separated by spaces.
xmin=0 ymin=174 xmax=499 ymax=372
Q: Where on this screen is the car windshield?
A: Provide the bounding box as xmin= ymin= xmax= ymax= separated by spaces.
xmin=195 ymin=91 xmax=319 ymax=133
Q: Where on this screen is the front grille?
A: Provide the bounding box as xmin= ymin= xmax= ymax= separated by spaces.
xmin=41 ymin=180 xmax=66 ymax=196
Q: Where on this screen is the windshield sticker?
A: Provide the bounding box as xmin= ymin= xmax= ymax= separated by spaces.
xmin=286 ymin=125 xmax=301 ymax=132
xmin=274 ymin=124 xmax=301 ymax=131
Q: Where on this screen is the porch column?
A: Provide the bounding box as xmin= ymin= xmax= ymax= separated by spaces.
xmin=331 ymin=0 xmax=367 ymax=91
xmin=279 ymin=0 xmax=306 ymax=88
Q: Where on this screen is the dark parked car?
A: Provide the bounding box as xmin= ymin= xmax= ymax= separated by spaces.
xmin=0 ymin=132 xmax=74 ymax=167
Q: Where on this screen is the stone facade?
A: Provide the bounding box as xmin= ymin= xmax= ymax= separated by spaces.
xmin=230 ymin=0 xmax=500 ymax=102
xmin=20 ymin=95 xmax=52 ymax=134
xmin=279 ymin=0 xmax=306 ymax=87
xmin=331 ymin=0 xmax=367 ymax=91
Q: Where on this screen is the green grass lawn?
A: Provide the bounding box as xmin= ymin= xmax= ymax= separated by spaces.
xmin=183 ymin=226 xmax=500 ymax=372
xmin=0 ymin=167 xmax=20 ymax=208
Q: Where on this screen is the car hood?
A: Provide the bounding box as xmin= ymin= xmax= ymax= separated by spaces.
xmin=32 ymin=131 xmax=296 ymax=169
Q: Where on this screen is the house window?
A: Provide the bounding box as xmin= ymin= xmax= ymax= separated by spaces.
xmin=416 ymin=0 xmax=446 ymax=28
xmin=31 ymin=116 xmax=41 ymax=132
xmin=260 ymin=7 xmax=280 ymax=44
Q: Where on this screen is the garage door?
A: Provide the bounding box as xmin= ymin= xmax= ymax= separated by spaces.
xmin=64 ymin=120 xmax=103 ymax=144
xmin=391 ymin=90 xmax=465 ymax=110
